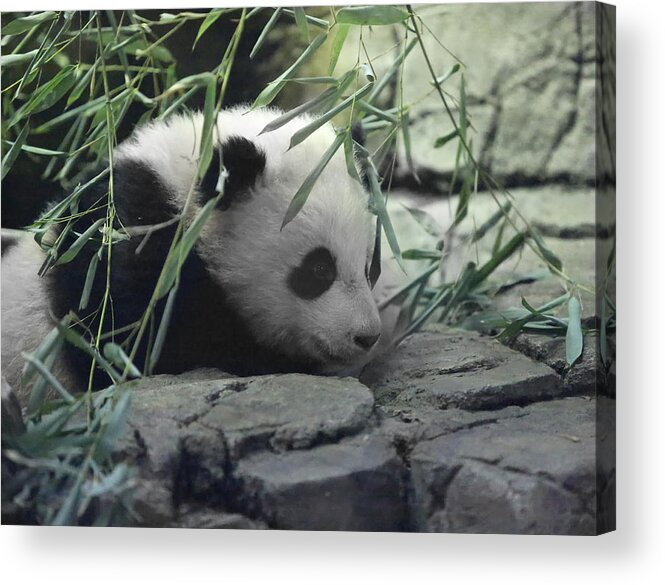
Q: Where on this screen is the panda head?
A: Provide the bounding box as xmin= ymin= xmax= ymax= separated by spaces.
xmin=192 ymin=108 xmax=383 ymax=374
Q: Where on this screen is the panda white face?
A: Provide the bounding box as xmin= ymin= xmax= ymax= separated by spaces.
xmin=280 ymin=231 xmax=382 ymax=373
xmin=194 ymin=110 xmax=383 ymax=373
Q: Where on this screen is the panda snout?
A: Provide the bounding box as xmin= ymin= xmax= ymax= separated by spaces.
xmin=353 ymin=333 xmax=380 ymax=351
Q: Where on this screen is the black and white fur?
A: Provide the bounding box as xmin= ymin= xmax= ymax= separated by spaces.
xmin=1 ymin=107 xmax=382 ymax=399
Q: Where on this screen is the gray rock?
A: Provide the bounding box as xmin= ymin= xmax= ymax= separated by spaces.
xmin=116 ymin=375 xmax=238 ymax=478
xmin=508 ymin=332 xmax=614 ymax=396
xmin=410 ymin=397 xmax=600 ymax=534
xmin=131 ymin=479 xmax=176 ymax=528
xmin=174 ymin=506 xmax=266 ymax=530
xmin=397 ymin=3 xmax=598 ymax=185
xmin=198 ymin=374 xmax=374 ymax=458
xmin=234 ymin=433 xmax=405 ymax=531
xmin=426 ymin=462 xmax=595 ymax=535
xmin=377 ymin=405 xmax=525 ymax=449
xmin=114 ymin=375 xmax=242 ymax=524
xmin=361 ymin=328 xmax=564 ymax=411
xmin=99 ymin=363 xmax=610 ymax=534
xmin=113 ymin=373 xmax=376 ymax=526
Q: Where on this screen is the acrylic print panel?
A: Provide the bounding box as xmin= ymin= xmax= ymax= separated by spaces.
xmin=0 ymin=2 xmax=615 ymax=533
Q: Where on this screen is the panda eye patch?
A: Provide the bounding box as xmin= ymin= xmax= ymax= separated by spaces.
xmin=288 ymin=247 xmax=337 ymax=300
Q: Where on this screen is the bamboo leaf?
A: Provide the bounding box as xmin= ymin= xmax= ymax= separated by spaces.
xmin=520 ymin=297 xmax=568 ymax=328
xmin=472 ymin=232 xmax=527 ymax=287
xmin=434 ymin=129 xmax=458 ymax=149
xmin=454 ymin=173 xmax=471 ymax=225
xmin=402 ymin=249 xmax=442 ymax=260
xmin=79 ymin=249 xmax=101 ymax=310
xmin=401 ymin=111 xmax=420 ymax=183
xmin=197 ymin=76 xmax=218 ymax=181
xmin=3 ymin=141 xmax=65 ymax=156
xmin=55 ymin=321 xmax=120 ymax=383
xmin=11 ymin=65 xmax=77 ymax=123
xmin=250 ymin=7 xmax=282 ymax=59
xmin=377 ymin=263 xmax=439 ymax=310
xmin=294 ymin=7 xmax=310 ymax=41
xmin=1 ymin=124 xmax=29 ymax=180
xmin=281 ymin=8 xmax=329 ymax=29
xmin=33 ymin=95 xmax=107 ymax=134
xmin=366 ymin=161 xmax=403 ymax=271
xmin=367 ymin=38 xmax=416 ymax=104
xmin=132 ymin=41 xmax=174 ymax=63
xmin=55 ymin=217 xmax=105 ymax=266
xmin=463 ymin=294 xmax=568 ymax=333
xmin=155 ymin=195 xmax=221 ymax=299
xmin=259 ymin=86 xmax=338 ymax=135
xmin=496 ymin=313 xmax=536 ymax=342
xmin=530 ymin=228 xmax=563 ymax=271
xmin=336 ymin=6 xmax=410 ymax=25
xmin=51 ymin=476 xmax=84 ymax=526
xmin=343 ymin=133 xmax=363 ymax=185
xmin=0 ymin=49 xmax=38 ymax=68
xmin=401 ymin=204 xmax=443 ymax=238
xmin=288 ymin=82 xmax=373 ymax=150
xmin=289 ymin=76 xmax=339 ymax=84
xmin=281 ymin=131 xmax=346 ymax=229
xmin=252 ymin=32 xmax=327 ymax=108
xmin=22 ymin=353 xmax=75 ymax=405
xmin=21 ymin=318 xmax=67 ymax=385
xmin=459 ymin=73 xmax=467 ymax=143
xmin=369 ymin=218 xmax=382 ymax=288
xmin=328 ymin=24 xmax=349 ymax=74
xmin=103 ymin=343 xmax=141 ymax=379
xmin=430 ymin=63 xmax=461 ymax=86
xmin=36 ymin=168 xmax=109 ymax=224
xmin=492 ymin=214 xmax=508 ymax=257
xmin=148 ymin=286 xmax=178 ymax=372
xmin=260 ymin=69 xmax=357 ymax=134
xmin=565 ymin=296 xmax=583 ymax=366
xmin=2 ymin=11 xmax=57 ymax=35
xmin=471 ymin=202 xmax=512 ymax=243
xmin=95 ymin=389 xmax=132 ymax=461
xmin=194 ymin=9 xmax=224 ymax=48
xmin=357 ymin=100 xmax=398 ymax=124
xmin=161 ymin=72 xmax=215 ymax=96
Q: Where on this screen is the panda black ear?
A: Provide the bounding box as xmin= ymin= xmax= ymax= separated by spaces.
xmin=200 ymin=136 xmax=266 ymax=210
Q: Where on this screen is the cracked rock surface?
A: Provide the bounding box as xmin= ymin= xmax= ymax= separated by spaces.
xmin=410 ymin=397 xmax=597 ymax=534
xmin=112 ymin=325 xmax=614 ymax=534
xmin=360 ymin=328 xmax=564 ymax=411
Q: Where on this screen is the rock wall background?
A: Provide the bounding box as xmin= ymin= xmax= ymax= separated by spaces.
xmin=319 ymin=2 xmax=614 ymax=190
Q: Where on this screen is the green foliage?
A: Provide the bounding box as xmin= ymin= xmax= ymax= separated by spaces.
xmin=3 ymin=386 xmax=136 ymax=525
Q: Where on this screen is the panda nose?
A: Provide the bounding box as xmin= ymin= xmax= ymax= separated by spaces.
xmin=354 ymin=333 xmax=380 ymax=351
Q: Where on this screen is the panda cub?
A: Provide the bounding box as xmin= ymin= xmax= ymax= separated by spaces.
xmin=1 ymin=107 xmax=383 ymax=399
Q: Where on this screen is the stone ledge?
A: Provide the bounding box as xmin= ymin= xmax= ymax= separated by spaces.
xmin=233 ymin=433 xmax=405 ymax=531
xmin=361 ymin=328 xmax=566 ymax=411
xmin=409 ymin=397 xmax=598 ymax=534
xmin=97 ymin=334 xmax=611 ymax=533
